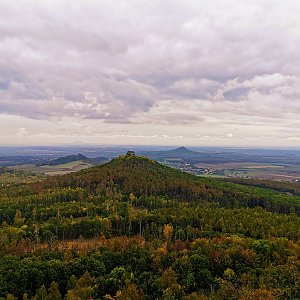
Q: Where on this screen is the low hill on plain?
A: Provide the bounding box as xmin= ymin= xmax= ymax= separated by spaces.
xmin=32 ymin=154 xmax=300 ymax=214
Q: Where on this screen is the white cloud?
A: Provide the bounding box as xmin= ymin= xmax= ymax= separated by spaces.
xmin=0 ymin=0 xmax=300 ymax=146
xmin=16 ymin=127 xmax=30 ymax=137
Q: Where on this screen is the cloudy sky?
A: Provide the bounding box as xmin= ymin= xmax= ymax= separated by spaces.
xmin=1 ymin=0 xmax=300 ymax=147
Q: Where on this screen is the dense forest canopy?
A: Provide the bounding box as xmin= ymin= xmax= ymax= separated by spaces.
xmin=1 ymin=155 xmax=300 ymax=299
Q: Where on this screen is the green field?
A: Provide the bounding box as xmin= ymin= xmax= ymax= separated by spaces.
xmin=196 ymin=162 xmax=300 ymax=181
xmin=10 ymin=160 xmax=94 ymax=176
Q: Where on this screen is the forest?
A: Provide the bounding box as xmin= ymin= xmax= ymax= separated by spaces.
xmin=1 ymin=155 xmax=300 ymax=299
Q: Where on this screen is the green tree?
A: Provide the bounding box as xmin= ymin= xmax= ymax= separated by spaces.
xmin=67 ymin=271 xmax=94 ymax=300
xmin=46 ymin=282 xmax=62 ymax=300
xmin=34 ymin=285 xmax=47 ymax=300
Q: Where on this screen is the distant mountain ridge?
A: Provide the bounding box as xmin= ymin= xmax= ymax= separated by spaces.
xmin=139 ymin=146 xmax=202 ymax=160
xmin=40 ymin=153 xmax=108 ymax=166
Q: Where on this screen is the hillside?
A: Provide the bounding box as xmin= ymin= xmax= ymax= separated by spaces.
xmin=140 ymin=146 xmax=202 ymax=160
xmin=40 ymin=153 xmax=108 ymax=166
xmin=45 ymin=153 xmax=89 ymax=165
xmin=33 ymin=154 xmax=300 ymax=214
xmin=2 ymin=154 xmax=300 ymax=299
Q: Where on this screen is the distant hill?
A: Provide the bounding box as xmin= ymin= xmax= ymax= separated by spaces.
xmin=40 ymin=153 xmax=108 ymax=166
xmin=139 ymin=146 xmax=202 ymax=160
xmin=139 ymin=146 xmax=282 ymax=164
xmin=32 ymin=154 xmax=300 ymax=214
xmin=38 ymin=154 xmax=198 ymax=196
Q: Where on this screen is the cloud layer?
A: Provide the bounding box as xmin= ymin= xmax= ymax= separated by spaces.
xmin=1 ymin=0 xmax=300 ymax=146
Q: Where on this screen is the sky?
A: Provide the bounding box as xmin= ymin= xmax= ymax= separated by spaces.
xmin=1 ymin=0 xmax=300 ymax=147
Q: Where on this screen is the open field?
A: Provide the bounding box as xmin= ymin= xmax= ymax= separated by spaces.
xmin=11 ymin=160 xmax=94 ymax=176
xmin=195 ymin=162 xmax=285 ymax=170
xmin=0 ymin=170 xmax=44 ymax=186
xmin=194 ymin=162 xmax=300 ymax=181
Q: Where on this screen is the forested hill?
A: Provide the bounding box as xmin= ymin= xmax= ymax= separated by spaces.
xmin=139 ymin=146 xmax=202 ymax=160
xmin=39 ymin=153 xmax=108 ymax=166
xmin=3 ymin=155 xmax=300 ymax=298
xmin=30 ymin=154 xmax=300 ymax=214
